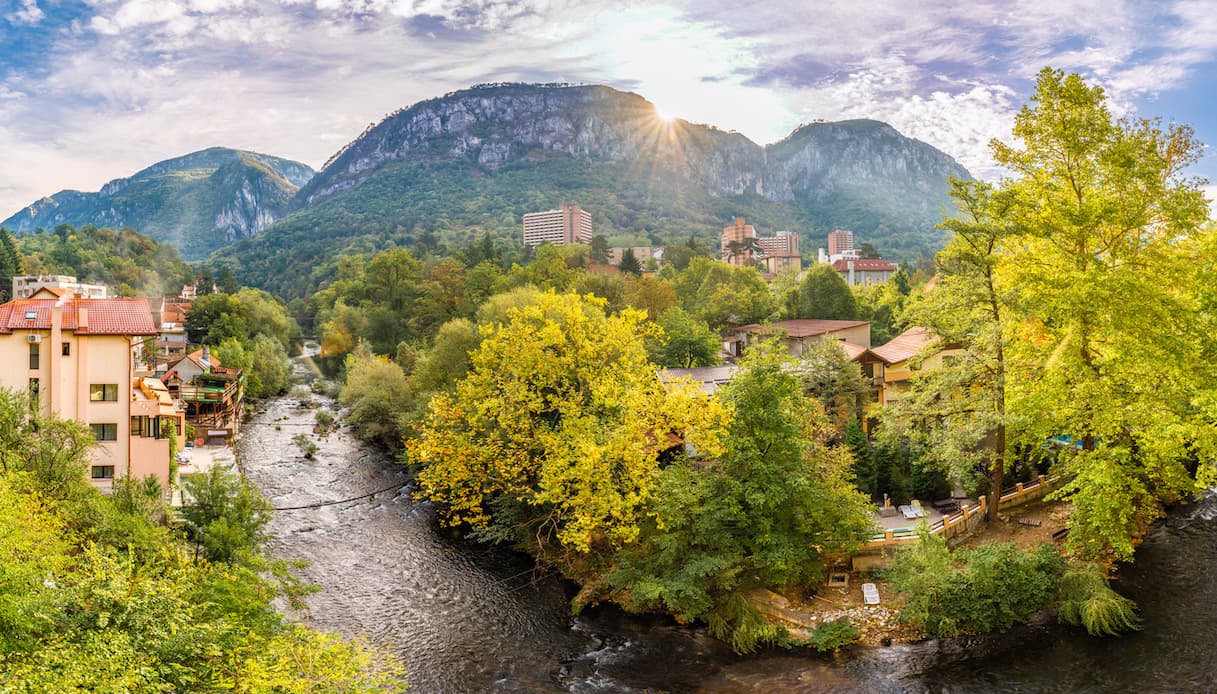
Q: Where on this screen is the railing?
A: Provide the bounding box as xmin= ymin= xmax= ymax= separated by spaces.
xmin=863 ymin=496 xmax=989 ymax=549
xmin=861 ymin=474 xmax=1063 ymax=550
xmin=179 ymin=380 xmax=241 ymax=404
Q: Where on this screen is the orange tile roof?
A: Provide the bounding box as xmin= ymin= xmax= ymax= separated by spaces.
xmin=871 ymin=326 xmax=936 ymax=364
xmin=0 ymin=298 xmax=156 ymax=335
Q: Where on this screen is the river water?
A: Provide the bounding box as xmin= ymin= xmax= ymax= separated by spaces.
xmin=240 ymin=388 xmax=1217 ymax=693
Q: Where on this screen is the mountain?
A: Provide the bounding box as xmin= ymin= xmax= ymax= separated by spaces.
xmin=213 ymin=83 xmax=969 ymax=298
xmin=2 ymin=148 xmax=314 ymax=261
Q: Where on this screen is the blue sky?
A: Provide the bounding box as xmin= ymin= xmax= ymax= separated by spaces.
xmin=2 ymin=0 xmax=1216 ymax=217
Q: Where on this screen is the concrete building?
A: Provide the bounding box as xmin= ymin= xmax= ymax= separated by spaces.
xmin=608 ymin=246 xmax=664 ymax=266
xmin=721 ymin=217 xmax=758 ymax=266
xmin=721 ymin=218 xmax=803 ymax=271
xmin=828 ymin=230 xmax=854 ymax=258
xmin=12 ymin=275 xmax=107 ymax=300
xmin=523 ymin=203 xmax=593 ymax=246
xmin=0 ymin=296 xmax=180 ymax=491
xmin=833 ymin=258 xmax=898 ymax=286
xmin=756 ymin=231 xmax=801 ymax=273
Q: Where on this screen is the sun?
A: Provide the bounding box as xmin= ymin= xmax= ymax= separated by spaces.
xmin=653 ymin=104 xmax=674 ymax=123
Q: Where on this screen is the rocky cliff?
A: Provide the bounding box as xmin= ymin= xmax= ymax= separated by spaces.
xmin=3 ymin=148 xmax=314 ymax=260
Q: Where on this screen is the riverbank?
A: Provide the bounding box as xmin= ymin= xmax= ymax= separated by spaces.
xmin=753 ymin=497 xmax=1073 ymax=649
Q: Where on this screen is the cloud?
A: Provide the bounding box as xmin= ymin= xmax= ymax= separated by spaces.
xmin=1 ymin=0 xmax=1216 ymax=217
xmin=5 ymin=0 xmax=45 ymax=25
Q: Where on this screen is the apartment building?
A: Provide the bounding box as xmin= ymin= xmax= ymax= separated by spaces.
xmin=11 ymin=274 xmax=107 ymax=300
xmin=523 ymin=202 xmax=593 ymax=246
xmin=721 ymin=217 xmax=803 ymax=271
xmin=0 ymin=295 xmax=180 ymax=491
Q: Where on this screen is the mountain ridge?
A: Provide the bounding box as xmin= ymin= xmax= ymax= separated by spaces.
xmin=3 ymin=147 xmax=315 ymax=261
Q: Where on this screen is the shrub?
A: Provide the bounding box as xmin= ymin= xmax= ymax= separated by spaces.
xmin=293 ymin=433 xmax=318 ymax=459
xmin=887 ymin=526 xmax=1064 ymax=637
xmin=1057 ymin=562 xmax=1140 ymax=636
xmin=808 ymin=618 xmax=859 ymax=653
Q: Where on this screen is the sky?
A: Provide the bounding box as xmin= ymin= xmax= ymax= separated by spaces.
xmin=2 ymin=0 xmax=1216 ymax=217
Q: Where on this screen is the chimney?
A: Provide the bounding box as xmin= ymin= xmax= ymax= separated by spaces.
xmin=77 ymin=306 xmax=88 ymax=330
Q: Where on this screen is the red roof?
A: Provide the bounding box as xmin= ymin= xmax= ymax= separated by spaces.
xmin=832 ymin=258 xmax=898 ymax=272
xmin=0 ymin=298 xmax=156 ymax=335
xmin=871 ymin=326 xmax=936 ymax=364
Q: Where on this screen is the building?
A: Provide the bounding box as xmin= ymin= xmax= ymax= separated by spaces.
xmin=721 ymin=217 xmax=758 ymax=266
xmin=523 ymin=202 xmax=593 ymax=246
xmin=827 ymin=230 xmax=855 ymax=258
xmin=756 ymin=231 xmax=801 ymax=273
xmin=833 ymin=258 xmax=898 ymax=286
xmin=721 ymin=217 xmax=803 ymax=271
xmin=0 ymin=296 xmax=180 ymax=491
xmin=608 ymin=246 xmax=664 ymax=267
xmin=149 ymin=297 xmax=191 ymax=363
xmin=728 ymin=319 xmax=871 ymax=359
xmin=11 ymin=275 xmax=107 ymax=300
xmin=164 ymin=348 xmax=244 ymax=442
xmin=870 ymin=326 xmax=960 ymax=405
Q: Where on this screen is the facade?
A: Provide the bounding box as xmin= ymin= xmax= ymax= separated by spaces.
xmin=827 ymin=230 xmax=855 ymax=258
xmin=608 ymin=246 xmax=664 ymax=266
xmin=721 ymin=218 xmax=803 ymax=271
xmin=164 ymin=348 xmax=244 ymax=441
xmin=721 ymin=217 xmax=758 ymax=266
xmin=730 ymin=319 xmax=872 ymax=358
xmin=832 ymin=258 xmax=898 ymax=286
xmin=757 ymin=231 xmax=801 ymax=273
xmin=870 ymin=326 xmax=960 ymax=405
xmin=12 ymin=275 xmax=107 ymax=300
xmin=0 ymin=296 xmax=179 ymax=491
xmin=523 ymin=202 xmax=593 ymax=246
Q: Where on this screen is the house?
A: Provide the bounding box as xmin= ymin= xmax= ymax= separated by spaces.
xmin=729 ymin=319 xmax=871 ymax=359
xmin=164 ymin=348 xmax=244 ymax=442
xmin=0 ymin=295 xmax=180 ymax=491
xmin=149 ymin=297 xmax=191 ymax=362
xmin=870 ymin=326 xmax=960 ymax=405
xmin=832 ymin=258 xmax=898 ymax=286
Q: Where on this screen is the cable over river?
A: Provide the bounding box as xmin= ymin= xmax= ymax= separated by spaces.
xmin=240 ymin=386 xmax=1217 ymax=692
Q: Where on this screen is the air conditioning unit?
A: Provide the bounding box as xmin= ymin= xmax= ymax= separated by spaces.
xmin=26 ymin=334 xmax=42 ymax=344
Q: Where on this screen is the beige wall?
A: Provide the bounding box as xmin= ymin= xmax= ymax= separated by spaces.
xmin=0 ymin=328 xmax=168 ymax=491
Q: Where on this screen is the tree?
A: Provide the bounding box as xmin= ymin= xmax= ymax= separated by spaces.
xmin=339 ymin=345 xmax=411 ymax=451
xmin=180 ymin=467 xmax=273 ymax=565
xmin=673 ymin=257 xmax=775 ymax=329
xmin=993 ymin=69 xmax=1211 ymax=562
xmin=0 ymin=228 xmax=22 ymax=301
xmin=606 ymin=341 xmax=873 ymax=652
xmin=618 ymin=248 xmax=642 ymax=275
xmin=186 ymin=293 xmax=248 ymax=345
xmin=589 ymin=234 xmax=610 ymax=264
xmin=879 ymin=179 xmax=1016 ymax=519
xmin=216 ymin=267 xmax=240 ymax=294
xmin=796 ymin=337 xmax=870 ymax=440
xmin=651 ymin=307 xmax=721 ymax=368
xmin=410 ymin=292 xmax=727 ymax=566
xmin=783 ymin=263 xmax=858 ymax=320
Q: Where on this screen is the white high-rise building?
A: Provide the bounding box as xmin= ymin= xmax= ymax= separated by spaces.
xmin=522 ymin=203 xmax=593 ymax=246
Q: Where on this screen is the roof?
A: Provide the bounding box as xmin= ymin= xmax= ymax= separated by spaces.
xmin=832 ymin=258 xmax=898 ymax=272
xmin=0 ymin=298 xmax=156 ymax=336
xmin=837 ymin=341 xmax=876 ymax=361
xmin=660 ymin=365 xmax=740 ymax=395
xmin=736 ymin=319 xmax=869 ymax=339
xmin=871 ymin=326 xmax=936 ymax=364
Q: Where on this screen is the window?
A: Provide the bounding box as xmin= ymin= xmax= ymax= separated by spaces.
xmin=91 ymin=465 xmax=115 ymax=479
xmin=62 ymin=342 xmax=71 ymax=356
xmin=90 ymin=384 xmax=118 ymax=402
xmin=90 ymin=423 xmax=118 ymax=441
xmin=131 ymin=416 xmax=162 ymax=439
xmin=29 ymin=342 xmax=39 ymax=370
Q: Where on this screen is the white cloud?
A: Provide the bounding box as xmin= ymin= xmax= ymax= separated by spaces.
xmin=6 ymin=0 xmax=45 ymax=25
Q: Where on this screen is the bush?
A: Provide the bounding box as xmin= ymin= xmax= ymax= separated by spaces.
xmin=807 ymin=618 xmax=859 ymax=653
xmin=1057 ymin=562 xmax=1140 ymax=636
xmin=887 ymin=527 xmax=1064 ymax=637
xmin=314 ymin=409 xmax=336 ymax=436
xmin=293 ymin=433 xmax=319 ymax=459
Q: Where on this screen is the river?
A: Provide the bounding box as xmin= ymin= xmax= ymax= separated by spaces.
xmin=240 ymin=387 xmax=1217 ymax=693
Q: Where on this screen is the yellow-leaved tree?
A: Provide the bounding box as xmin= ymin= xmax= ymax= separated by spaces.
xmin=410 ymin=291 xmax=727 ymax=570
